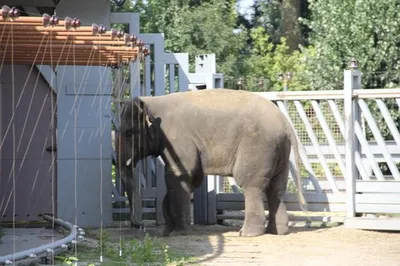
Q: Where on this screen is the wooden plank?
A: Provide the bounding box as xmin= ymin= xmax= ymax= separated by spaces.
xmin=302 ymin=142 xmax=400 ymax=160
xmin=217 ymin=201 xmax=346 ymax=212
xmin=316 ymin=180 xmax=346 ymax=191
xmin=344 ymin=217 xmax=400 ymax=231
xmin=356 ymin=181 xmax=400 ymax=193
xmin=356 ymin=194 xmax=400 ymax=204
xmin=356 ymin=204 xmax=400 ymax=214
xmin=216 ymin=192 xmax=346 ymax=203
xmin=142 ymin=188 xmax=156 ymax=198
xmin=217 ymin=214 xmax=345 ymax=223
xmin=254 ymin=88 xmax=400 ymax=101
xmin=112 ymin=207 xmax=155 ymax=214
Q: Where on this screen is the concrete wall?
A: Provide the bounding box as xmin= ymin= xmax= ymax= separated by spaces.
xmin=0 ymin=65 xmax=56 ymax=222
xmin=50 ymin=0 xmax=113 ymax=227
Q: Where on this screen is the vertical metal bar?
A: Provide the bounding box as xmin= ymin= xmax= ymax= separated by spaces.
xmin=133 ymin=167 xmax=142 ymax=224
xmin=344 ymin=69 xmax=357 ymax=218
xmin=169 ymin=64 xmax=175 ymax=93
xmin=193 ymin=178 xmax=207 ymax=224
xmin=293 ymin=100 xmax=339 ymax=193
xmin=145 ymin=52 xmax=151 ymax=96
xmin=358 ymin=99 xmax=400 ymax=180
xmin=276 ymin=101 xmax=322 ymax=193
xmin=310 ymin=100 xmax=346 ymax=175
xmin=207 ymin=175 xmax=217 ymax=224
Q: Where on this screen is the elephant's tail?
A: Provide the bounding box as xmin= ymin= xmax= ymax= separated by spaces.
xmin=289 ymin=129 xmax=309 ymax=213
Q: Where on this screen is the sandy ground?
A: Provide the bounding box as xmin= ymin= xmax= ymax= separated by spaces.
xmin=101 ymin=221 xmax=400 ymax=266
xmin=2 ymin=216 xmax=400 ymax=265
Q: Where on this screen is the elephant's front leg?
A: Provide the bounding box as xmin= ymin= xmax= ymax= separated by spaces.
xmin=164 ymin=174 xmax=191 ymax=236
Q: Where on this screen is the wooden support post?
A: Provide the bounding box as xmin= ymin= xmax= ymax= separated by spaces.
xmin=133 ymin=166 xmax=143 ymax=224
xmin=207 ymin=175 xmax=217 ymax=224
xmin=344 ymin=66 xmax=361 ymax=218
xmin=193 ymin=178 xmax=208 ymax=224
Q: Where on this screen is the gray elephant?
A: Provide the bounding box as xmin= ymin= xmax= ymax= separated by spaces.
xmin=116 ymin=89 xmax=308 ymax=237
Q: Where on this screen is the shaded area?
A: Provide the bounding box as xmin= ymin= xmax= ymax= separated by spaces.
xmin=0 ymin=228 xmax=65 ymax=257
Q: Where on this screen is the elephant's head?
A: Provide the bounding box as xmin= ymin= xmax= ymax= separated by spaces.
xmin=116 ymin=98 xmax=161 ymax=176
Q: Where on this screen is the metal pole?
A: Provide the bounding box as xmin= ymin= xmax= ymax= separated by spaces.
xmin=344 ymin=60 xmax=361 ymax=218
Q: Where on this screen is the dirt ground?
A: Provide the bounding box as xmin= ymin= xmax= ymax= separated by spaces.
xmin=102 ymin=220 xmax=400 ymax=266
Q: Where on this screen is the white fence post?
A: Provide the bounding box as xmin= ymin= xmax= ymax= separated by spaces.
xmin=344 ymin=65 xmax=361 ymax=218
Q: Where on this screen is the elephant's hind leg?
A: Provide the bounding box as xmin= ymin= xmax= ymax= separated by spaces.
xmin=266 ymin=166 xmax=289 ymax=235
xmin=239 ymin=186 xmax=267 ymax=237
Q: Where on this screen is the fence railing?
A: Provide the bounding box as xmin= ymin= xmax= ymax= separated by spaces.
xmin=201 ymin=70 xmax=400 ymax=225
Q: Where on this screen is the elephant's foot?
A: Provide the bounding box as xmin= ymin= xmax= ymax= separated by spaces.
xmin=168 ymin=228 xmax=188 ymax=237
xmin=163 ymin=227 xmax=188 ymax=237
xmin=266 ymin=221 xmax=289 ymax=235
xmin=130 ymin=217 xmax=144 ymax=229
xmin=163 ymin=226 xmax=175 ymax=236
xmin=238 ymin=218 xmax=265 ymax=237
xmin=266 ymin=203 xmax=289 ymax=235
xmin=238 ymin=226 xmax=265 ymax=237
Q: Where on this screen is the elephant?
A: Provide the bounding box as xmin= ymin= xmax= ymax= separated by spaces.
xmin=116 ymin=88 xmax=308 ymax=237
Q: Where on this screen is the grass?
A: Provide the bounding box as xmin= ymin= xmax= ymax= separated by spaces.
xmin=54 ymin=230 xmax=197 ymax=266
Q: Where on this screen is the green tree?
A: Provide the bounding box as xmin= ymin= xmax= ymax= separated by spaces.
xmin=234 ymin=26 xmax=308 ymax=91
xmin=302 ymin=0 xmax=400 ymax=90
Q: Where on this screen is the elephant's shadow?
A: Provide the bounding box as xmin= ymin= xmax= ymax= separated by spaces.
xmin=125 ymin=221 xmax=331 ymax=265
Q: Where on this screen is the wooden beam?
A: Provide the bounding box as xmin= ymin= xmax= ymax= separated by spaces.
xmin=0 ymin=9 xmax=148 ymax=66
xmin=344 ymin=217 xmax=400 ymax=231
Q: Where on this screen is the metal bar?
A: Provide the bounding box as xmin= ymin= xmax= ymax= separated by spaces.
xmin=0 ymin=215 xmax=81 ymax=264
xmin=376 ymin=99 xmax=400 ymax=145
xmin=169 ymin=64 xmax=175 ymax=93
xmin=276 ymin=101 xmax=322 ymax=193
xmin=354 ymin=89 xmax=400 ymax=99
xmin=354 ymin=121 xmax=384 ymax=180
xmin=255 ymin=91 xmax=344 ymax=101
xmin=328 ymin=100 xmax=370 ymax=180
xmin=344 ymin=70 xmax=357 ymax=218
xmin=311 ymin=100 xmax=346 ymax=176
xmin=357 ymin=99 xmax=400 ymax=180
xmin=254 ymin=88 xmax=400 ymax=101
xmin=293 ymin=100 xmax=339 ymax=193
xmin=144 ymin=45 xmax=151 ymax=96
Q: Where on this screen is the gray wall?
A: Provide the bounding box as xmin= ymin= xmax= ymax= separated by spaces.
xmin=51 ymin=0 xmax=113 ymax=227
xmin=0 ymin=65 xmax=56 ymax=222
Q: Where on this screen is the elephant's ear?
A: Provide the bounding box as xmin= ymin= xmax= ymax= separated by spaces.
xmin=133 ymin=97 xmax=155 ymax=127
xmin=120 ymin=97 xmax=153 ymax=125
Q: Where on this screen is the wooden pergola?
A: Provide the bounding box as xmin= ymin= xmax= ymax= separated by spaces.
xmin=0 ymin=5 xmax=149 ymax=66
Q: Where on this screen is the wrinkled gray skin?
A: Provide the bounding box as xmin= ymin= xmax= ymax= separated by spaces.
xmin=116 ymin=89 xmax=308 ymax=237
